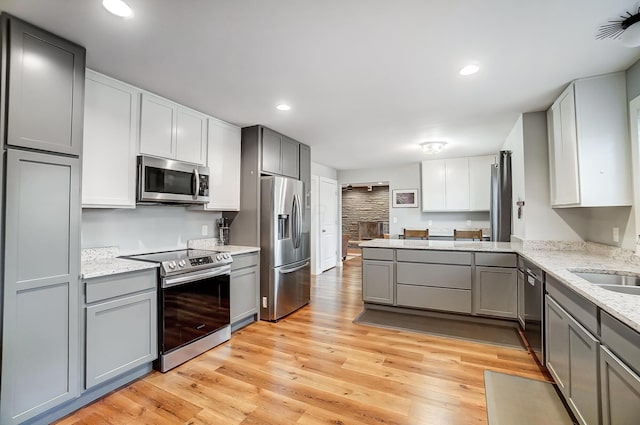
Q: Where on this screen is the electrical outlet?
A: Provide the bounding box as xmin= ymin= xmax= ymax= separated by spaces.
xmin=428 ymin=220 xmax=433 ymax=226
xmin=201 ymin=224 xmax=208 ymax=236
xmin=613 ymin=227 xmax=620 ymax=243
xmin=262 ymin=297 xmax=268 ymax=308
xmin=393 ymin=217 xmax=397 ymax=224
xmin=466 ymin=220 xmax=472 ymax=226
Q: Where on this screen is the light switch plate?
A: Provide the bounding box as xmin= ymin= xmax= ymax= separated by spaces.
xmin=202 ymin=224 xmax=208 ymax=236
xmin=613 ymin=227 xmax=619 ymax=243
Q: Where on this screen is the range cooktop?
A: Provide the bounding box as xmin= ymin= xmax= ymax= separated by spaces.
xmin=125 ymin=249 xmax=232 ymax=276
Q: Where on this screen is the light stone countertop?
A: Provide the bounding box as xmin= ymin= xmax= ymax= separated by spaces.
xmin=81 ymin=247 xmax=158 ymax=280
xmin=359 ymin=239 xmax=640 ymax=333
xmin=188 ymin=238 xmax=260 ymax=255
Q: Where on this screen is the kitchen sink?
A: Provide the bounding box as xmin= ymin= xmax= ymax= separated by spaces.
xmin=573 ymin=271 xmax=640 ymax=295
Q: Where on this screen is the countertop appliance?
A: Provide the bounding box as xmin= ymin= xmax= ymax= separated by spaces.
xmin=137 ymin=155 xmax=210 ymax=205
xmin=522 ymin=259 xmax=545 ymax=366
xmin=490 ymin=150 xmax=512 ymax=242
xmin=260 ymin=176 xmax=311 ymax=321
xmin=125 ymin=249 xmax=232 ymax=372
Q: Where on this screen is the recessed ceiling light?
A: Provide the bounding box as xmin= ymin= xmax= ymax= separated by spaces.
xmin=276 ymin=104 xmax=291 ymax=111
xmin=102 ymin=0 xmax=134 ymax=18
xmin=459 ymin=64 xmax=480 ymax=76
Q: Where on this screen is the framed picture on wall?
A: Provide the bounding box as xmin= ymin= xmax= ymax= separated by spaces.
xmin=392 ymin=189 xmax=418 ymax=208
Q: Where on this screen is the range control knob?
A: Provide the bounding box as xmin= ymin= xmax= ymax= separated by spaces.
xmin=224 ymin=253 xmax=231 ymax=259
xmin=168 ymin=261 xmax=176 ymax=269
xmin=178 ymin=260 xmax=186 ymax=268
xmin=216 ymin=254 xmax=223 ymax=261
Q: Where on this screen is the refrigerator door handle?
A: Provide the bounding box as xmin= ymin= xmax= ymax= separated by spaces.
xmin=279 ymin=261 xmax=310 ymax=274
xmin=296 ymin=194 xmax=303 ymax=248
xmin=292 ymin=194 xmax=301 ymax=249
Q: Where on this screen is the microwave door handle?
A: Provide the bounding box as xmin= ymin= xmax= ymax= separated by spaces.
xmin=192 ymin=169 xmax=200 ymax=198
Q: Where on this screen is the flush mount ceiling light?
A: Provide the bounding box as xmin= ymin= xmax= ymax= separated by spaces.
xmin=459 ymin=64 xmax=480 ymax=76
xmin=276 ymin=104 xmax=291 ymax=111
xmin=597 ymin=7 xmax=640 ymax=47
xmin=102 ymin=0 xmax=134 ymax=18
xmin=420 ymin=141 xmax=447 ymax=154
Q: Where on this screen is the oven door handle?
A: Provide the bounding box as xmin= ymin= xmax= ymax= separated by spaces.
xmin=163 ymin=265 xmax=231 ymax=288
xmin=279 ymin=261 xmax=309 ymax=275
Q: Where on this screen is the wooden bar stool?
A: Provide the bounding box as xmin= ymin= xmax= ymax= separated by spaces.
xmin=401 ymin=229 xmax=429 ymax=240
xmin=453 ymin=229 xmax=482 ymax=241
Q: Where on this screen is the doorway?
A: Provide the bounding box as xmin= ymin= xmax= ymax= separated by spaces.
xmin=314 ymin=177 xmax=338 ymax=273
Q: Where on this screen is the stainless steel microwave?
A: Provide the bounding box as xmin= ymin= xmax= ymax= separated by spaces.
xmin=137 ymin=155 xmax=210 ymax=205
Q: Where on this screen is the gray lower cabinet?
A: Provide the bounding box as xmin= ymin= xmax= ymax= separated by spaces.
xmin=230 ymin=252 xmax=260 ymax=326
xmin=4 ymin=14 xmax=85 ymax=156
xmin=545 ymin=295 xmax=600 ymax=425
xmin=517 ymin=269 xmax=525 ymax=327
xmin=362 ymin=260 xmax=394 ymax=304
xmin=84 ymin=270 xmax=157 ymax=389
xmin=600 ymin=345 xmax=640 ymax=425
xmin=474 ymin=266 xmax=517 ymax=318
xmin=0 ymin=150 xmax=81 ymax=425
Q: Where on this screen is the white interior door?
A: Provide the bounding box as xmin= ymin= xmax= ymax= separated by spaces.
xmin=319 ymin=177 xmax=338 ymax=272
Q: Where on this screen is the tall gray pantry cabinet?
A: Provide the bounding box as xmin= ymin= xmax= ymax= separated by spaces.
xmin=0 ymin=14 xmax=85 ymax=425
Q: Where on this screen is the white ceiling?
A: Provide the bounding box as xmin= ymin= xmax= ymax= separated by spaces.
xmin=3 ymin=0 xmax=640 ymax=170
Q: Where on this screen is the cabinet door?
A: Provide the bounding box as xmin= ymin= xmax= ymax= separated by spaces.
xmin=139 ymin=93 xmax=177 ymax=159
xmin=281 ymin=136 xmax=300 ymax=178
xmin=545 ymin=295 xmax=570 ymax=396
xmin=261 ymin=127 xmax=282 ymax=174
xmin=601 ymin=346 xmax=640 ymax=425
xmin=445 ymin=157 xmax=470 ymax=210
xmin=421 ymin=159 xmax=446 ymax=211
xmin=230 ymin=266 xmax=259 ymax=324
xmin=567 ymin=313 xmax=600 ymax=425
xmin=362 ymin=260 xmax=394 ymax=304
xmin=474 ymin=267 xmax=517 ymax=318
xmin=553 ymin=86 xmax=581 ymax=205
xmin=86 ymin=290 xmax=157 ymax=389
xmin=299 ymin=144 xmax=311 ymax=209
xmin=1 ymin=150 xmax=80 ymax=425
xmin=82 ymin=70 xmax=139 ymax=208
xmin=468 ymin=155 xmax=494 ymax=211
xmin=6 ymin=16 xmax=85 ymax=156
xmin=176 ymin=106 xmax=207 ymax=165
xmin=206 ymin=119 xmax=241 ymax=211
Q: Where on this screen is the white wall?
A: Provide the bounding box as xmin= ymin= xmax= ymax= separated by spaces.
xmin=338 ymin=164 xmax=489 ymax=236
xmin=82 ymin=207 xmax=221 ymax=255
xmin=502 ymin=115 xmax=526 ymax=239
xmin=311 ymin=161 xmax=338 ymax=180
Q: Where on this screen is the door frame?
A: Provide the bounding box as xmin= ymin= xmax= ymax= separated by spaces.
xmin=629 ymin=95 xmax=640 ymax=254
xmin=311 ymin=176 xmax=339 ymax=274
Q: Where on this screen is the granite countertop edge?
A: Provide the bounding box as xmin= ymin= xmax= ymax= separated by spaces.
xmin=359 ymin=239 xmax=640 ymax=333
xmin=81 ymin=243 xmax=261 ymax=279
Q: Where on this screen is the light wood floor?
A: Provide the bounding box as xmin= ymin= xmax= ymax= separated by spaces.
xmin=56 ymin=257 xmax=549 ymax=425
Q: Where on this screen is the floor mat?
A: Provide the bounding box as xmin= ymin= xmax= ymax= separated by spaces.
xmin=354 ymin=308 xmax=526 ymax=350
xmin=484 ymin=370 xmax=574 ymax=425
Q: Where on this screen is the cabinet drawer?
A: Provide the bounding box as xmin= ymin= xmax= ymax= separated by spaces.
xmin=396 ymin=249 xmax=471 ymax=265
xmin=475 ymin=252 xmax=517 ymax=268
xmin=85 ymin=269 xmax=157 ymax=304
xmin=601 ymin=312 xmax=640 ymax=376
xmin=231 ymin=252 xmax=259 ymax=271
xmin=362 ymin=248 xmax=394 ymax=261
xmin=397 ymin=284 xmax=471 ymax=313
xmin=397 ymin=262 xmax=471 ymax=289
xmin=546 ymin=275 xmax=598 ymax=336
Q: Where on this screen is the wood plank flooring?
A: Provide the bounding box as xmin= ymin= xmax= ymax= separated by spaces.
xmin=56 ymin=256 xmax=549 ymax=425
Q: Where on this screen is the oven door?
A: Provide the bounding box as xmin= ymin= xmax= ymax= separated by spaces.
xmin=137 ymin=155 xmax=210 ymax=204
xmin=160 ymin=267 xmax=230 ymax=353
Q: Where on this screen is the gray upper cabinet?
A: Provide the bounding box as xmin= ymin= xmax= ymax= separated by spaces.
xmin=1 ymin=149 xmax=81 ymax=425
xmin=260 ymin=127 xmax=300 ymax=178
xmin=5 ymin=15 xmax=85 ymax=155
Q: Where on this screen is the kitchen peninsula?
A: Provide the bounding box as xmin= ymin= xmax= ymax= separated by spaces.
xmin=360 ymin=238 xmax=640 ymax=424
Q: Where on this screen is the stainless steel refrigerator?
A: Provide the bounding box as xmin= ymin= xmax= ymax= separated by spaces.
xmin=260 ymin=175 xmax=311 ymax=321
xmin=490 ymin=150 xmax=512 ymax=242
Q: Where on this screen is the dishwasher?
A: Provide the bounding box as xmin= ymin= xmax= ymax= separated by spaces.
xmin=522 ymin=259 xmax=544 ymax=365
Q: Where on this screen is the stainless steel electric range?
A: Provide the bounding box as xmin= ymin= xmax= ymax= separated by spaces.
xmin=125 ymin=249 xmax=233 ymax=372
